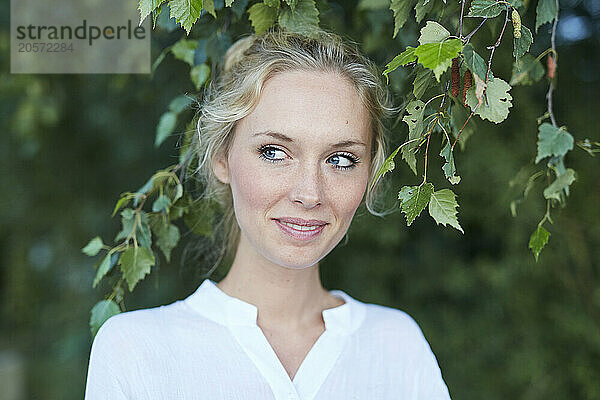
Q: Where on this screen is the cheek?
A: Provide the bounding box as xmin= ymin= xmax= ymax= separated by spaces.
xmin=327 ymin=172 xmax=369 ymax=220
xmin=228 ymin=155 xmax=279 ymax=218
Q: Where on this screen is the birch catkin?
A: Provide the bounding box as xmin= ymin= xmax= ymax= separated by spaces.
xmin=462 ymin=70 xmax=472 ymax=107
xmin=512 ymin=9 xmax=521 ymax=38
xmin=451 ymin=58 xmax=460 ymax=98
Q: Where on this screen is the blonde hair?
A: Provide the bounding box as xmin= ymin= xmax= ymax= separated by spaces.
xmin=186 ymin=28 xmax=397 ymax=277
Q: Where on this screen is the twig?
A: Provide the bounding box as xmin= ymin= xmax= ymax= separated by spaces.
xmin=451 ymin=101 xmax=481 ymax=151
xmin=423 ymin=81 xmax=451 ymax=183
xmin=481 ymin=7 xmax=510 ymax=109
xmin=546 ymin=0 xmax=559 ymax=127
xmin=463 ymin=18 xmax=487 ymax=44
xmin=458 ymin=0 xmax=466 ymax=38
xmin=485 ymin=7 xmax=510 ymax=84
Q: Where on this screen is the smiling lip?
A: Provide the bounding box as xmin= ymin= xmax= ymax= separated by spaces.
xmin=273 ymin=218 xmax=327 ymax=241
xmin=274 ymin=217 xmax=328 ymax=226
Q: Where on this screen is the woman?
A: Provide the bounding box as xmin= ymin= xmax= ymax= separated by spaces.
xmin=85 ymin=28 xmax=451 ymax=400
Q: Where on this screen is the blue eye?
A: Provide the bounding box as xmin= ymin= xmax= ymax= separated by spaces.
xmin=329 ymin=154 xmax=358 ymax=170
xmin=257 ymin=145 xmax=360 ymax=170
xmin=259 ymin=146 xmax=287 ymax=162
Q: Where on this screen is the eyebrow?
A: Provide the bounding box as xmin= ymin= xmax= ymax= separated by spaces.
xmin=252 ymin=131 xmax=367 ymax=149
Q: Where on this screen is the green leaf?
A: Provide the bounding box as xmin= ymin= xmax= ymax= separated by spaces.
xmin=114 ymin=209 xmax=152 ymax=249
xmin=390 ymin=0 xmax=416 ymax=38
xmin=139 ymin=0 xmax=167 ymax=25
xmin=170 ymin=193 xmax=191 ymax=220
xmin=373 ymin=145 xmax=402 ymax=184
xmin=114 ymin=209 xmax=135 ymax=242
xmin=168 ymin=95 xmax=194 ymax=114
xmin=401 ymin=99 xmax=426 ymax=175
xmin=510 ymin=54 xmax=544 ymax=86
xmin=466 ymin=0 xmax=505 ymax=18
xmin=398 ymin=183 xmax=434 ymax=226
xmin=284 ymin=0 xmax=298 ymax=11
xmin=134 ymin=177 xmax=156 ymax=207
xmin=543 ymin=168 xmax=576 ymax=202
xmin=151 ymin=218 xmax=181 ymax=262
xmin=418 ymin=21 xmax=450 ymax=45
xmin=112 ymin=193 xmax=135 ymax=217
xmin=137 ymin=213 xmax=153 ymax=249
xmin=440 ymin=142 xmax=461 ymax=184
xmin=414 ymin=38 xmax=463 ymax=82
xmin=171 ymin=39 xmax=198 ymax=66
xmin=278 ymin=0 xmax=320 ymax=37
xmin=90 ymin=300 xmax=121 ymax=338
xmin=414 ymin=0 xmax=434 ymax=24
xmin=82 ymin=236 xmax=103 ymax=256
xmin=412 ymin=65 xmax=433 ymax=99
xmin=152 ymin=194 xmax=172 ymax=213
xmin=383 ymin=47 xmax=417 ymax=82
xmin=462 ymin=44 xmax=493 ymax=82
xmin=535 ymin=0 xmax=558 ymax=33
xmin=204 ymin=0 xmax=217 ymax=17
xmin=264 ymin=0 xmax=281 ymax=7
xmin=93 ymin=252 xmax=120 ymax=288
xmin=172 ymin=183 xmax=184 ymax=204
xmin=535 ymin=123 xmax=574 ymax=163
xmin=119 ymin=246 xmax=156 ymax=292
xmin=465 ymin=77 xmax=513 ymax=123
xmin=190 ymin=64 xmax=211 ymax=89
xmin=513 ymin=25 xmax=533 ymax=59
xmin=529 ymin=225 xmax=550 ymax=262
xmin=248 ymin=3 xmax=278 ymax=34
xmin=155 ymin=111 xmax=177 ymax=147
xmin=428 ymin=188 xmax=463 ymax=233
xmin=169 ymin=0 xmax=203 ymax=34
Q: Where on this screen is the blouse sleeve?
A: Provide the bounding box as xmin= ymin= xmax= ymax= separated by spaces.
xmin=84 ymin=317 xmax=130 ymax=400
xmin=413 ymin=331 xmax=451 ymax=400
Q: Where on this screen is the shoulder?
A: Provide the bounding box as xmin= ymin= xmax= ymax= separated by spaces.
xmin=361 ymin=302 xmax=428 ymax=341
xmin=93 ymin=300 xmax=186 ymax=345
xmin=358 ymin=302 xmax=451 ymax=398
xmin=355 ymin=302 xmax=437 ymax=357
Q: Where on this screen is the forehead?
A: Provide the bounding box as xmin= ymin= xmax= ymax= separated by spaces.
xmin=236 ymin=70 xmax=371 ymax=148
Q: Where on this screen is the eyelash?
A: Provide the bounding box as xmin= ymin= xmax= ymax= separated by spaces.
xmin=257 ymin=145 xmax=361 ymax=170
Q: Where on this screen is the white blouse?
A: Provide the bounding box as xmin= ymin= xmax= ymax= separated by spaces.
xmin=85 ymin=279 xmax=451 ymax=400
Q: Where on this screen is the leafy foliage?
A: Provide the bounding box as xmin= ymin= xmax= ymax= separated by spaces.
xmin=89 ymin=300 xmax=121 ymax=337
xmin=529 ymin=224 xmax=550 ymax=262
xmin=82 ymin=0 xmax=593 ymax=338
xmin=428 ymin=188 xmax=463 ymax=233
xmin=414 ymin=39 xmax=463 ymax=82
xmin=465 ymin=77 xmax=513 ymax=123
xmin=535 ymin=123 xmax=574 ymax=164
xmin=119 ymin=246 xmax=156 ymax=292
xmin=465 ymin=0 xmax=505 ymax=18
xmin=398 ymin=183 xmax=434 ymax=226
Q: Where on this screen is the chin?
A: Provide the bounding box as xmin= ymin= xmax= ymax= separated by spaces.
xmin=266 ymin=250 xmax=324 ymax=270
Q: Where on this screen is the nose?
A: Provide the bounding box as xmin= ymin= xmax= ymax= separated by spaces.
xmin=290 ymin=161 xmax=324 ymax=208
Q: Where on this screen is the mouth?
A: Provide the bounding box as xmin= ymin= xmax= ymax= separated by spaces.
xmin=273 ymin=219 xmax=327 ymax=240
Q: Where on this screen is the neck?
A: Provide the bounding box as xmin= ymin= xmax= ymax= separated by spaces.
xmin=215 ymin=234 xmax=341 ymax=331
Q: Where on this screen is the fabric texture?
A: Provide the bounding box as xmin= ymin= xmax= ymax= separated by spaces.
xmin=84 ymin=279 xmax=451 ymax=400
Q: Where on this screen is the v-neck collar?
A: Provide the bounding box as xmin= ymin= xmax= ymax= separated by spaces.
xmin=185 ymin=278 xmax=363 ymax=334
xmin=184 ymin=278 xmax=366 ymax=400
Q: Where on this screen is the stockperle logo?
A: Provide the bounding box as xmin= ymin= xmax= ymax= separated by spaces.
xmin=15 ymin=19 xmax=147 ymax=47
xmin=11 ymin=0 xmax=150 ymax=74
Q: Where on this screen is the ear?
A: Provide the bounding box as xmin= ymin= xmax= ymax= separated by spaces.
xmin=212 ymin=151 xmax=231 ymax=184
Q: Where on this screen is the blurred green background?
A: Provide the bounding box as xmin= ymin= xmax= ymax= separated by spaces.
xmin=1 ymin=0 xmax=600 ymax=399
